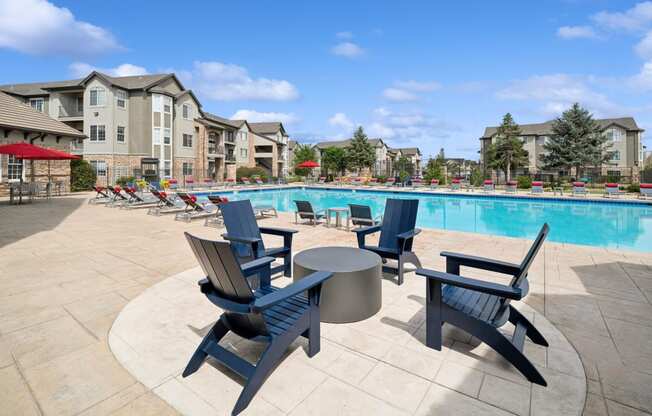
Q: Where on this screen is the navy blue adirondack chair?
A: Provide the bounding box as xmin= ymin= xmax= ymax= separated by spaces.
xmin=221 ymin=200 xmax=297 ymax=277
xmin=183 ymin=233 xmax=333 ymax=415
xmin=353 ymin=198 xmax=422 ymax=285
xmin=416 ymin=223 xmax=550 ymax=386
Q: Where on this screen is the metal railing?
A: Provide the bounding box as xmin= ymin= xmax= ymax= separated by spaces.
xmin=208 ymin=145 xmax=225 ymax=155
xmin=58 ymin=106 xmax=83 ymax=118
xmin=225 ymin=153 xmax=236 ymax=162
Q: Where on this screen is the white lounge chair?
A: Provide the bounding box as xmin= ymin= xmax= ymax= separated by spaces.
xmin=530 ymin=181 xmax=544 ymax=195
xmin=572 ymin=182 xmax=588 ymax=197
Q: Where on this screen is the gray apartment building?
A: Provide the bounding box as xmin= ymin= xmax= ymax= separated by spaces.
xmin=480 ymin=117 xmax=645 ymax=181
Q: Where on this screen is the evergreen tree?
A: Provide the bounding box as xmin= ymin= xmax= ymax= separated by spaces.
xmin=345 ymin=127 xmax=376 ymax=174
xmin=487 ymin=113 xmax=528 ymax=181
xmin=321 ymin=147 xmax=348 ymax=177
xmin=293 ymin=144 xmax=317 ymax=176
xmin=540 ymin=103 xmax=611 ymax=178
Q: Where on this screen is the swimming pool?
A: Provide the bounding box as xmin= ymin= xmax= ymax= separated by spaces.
xmin=195 ymin=187 xmax=652 ymax=252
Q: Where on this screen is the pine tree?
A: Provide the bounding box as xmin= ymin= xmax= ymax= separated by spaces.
xmin=488 ymin=113 xmax=528 ymax=181
xmin=541 ymin=103 xmax=611 ymax=178
xmin=346 ymin=127 xmax=376 ymax=174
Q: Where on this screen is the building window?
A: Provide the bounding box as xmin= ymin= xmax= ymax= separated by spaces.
xmin=90 ymin=160 xmax=107 ymax=176
xmin=164 ymin=161 xmax=171 ymax=177
xmin=240 ymin=148 xmax=248 ymax=158
xmin=29 ymin=98 xmax=44 ymax=112
xmin=117 ymin=126 xmax=125 ymax=143
xmin=606 ymin=128 xmax=623 ymax=142
xmin=182 ymin=104 xmax=192 ymax=119
xmin=76 ymin=96 xmax=83 ymax=112
xmin=163 ymin=96 xmax=171 ymax=113
xmin=226 ymin=131 xmax=234 ymax=142
xmin=240 ymin=131 xmax=247 ymax=142
xmin=610 ymin=150 xmax=620 ymax=161
xmin=90 ymin=125 xmax=106 ymax=142
xmin=182 ymin=162 xmax=193 ymax=176
xmin=89 ymin=87 xmax=106 ymax=106
xmin=7 ymin=155 xmax=23 ymax=181
xmin=182 ymin=133 xmax=193 ymax=147
xmin=116 ymin=90 xmax=127 ymax=108
xmin=163 ymin=128 xmax=171 ymax=145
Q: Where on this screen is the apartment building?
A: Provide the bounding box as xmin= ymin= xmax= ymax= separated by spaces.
xmin=480 ymin=117 xmax=645 ymax=181
xmin=249 ymin=122 xmax=289 ymax=178
xmin=389 ymin=147 xmax=422 ymax=176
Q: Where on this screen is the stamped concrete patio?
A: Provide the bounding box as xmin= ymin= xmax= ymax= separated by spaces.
xmin=1 ymin=193 xmax=652 ymax=415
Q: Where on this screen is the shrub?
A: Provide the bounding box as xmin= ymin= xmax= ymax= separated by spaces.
xmin=287 ymin=175 xmax=303 ymax=183
xmin=517 ymin=176 xmax=532 ymax=189
xmin=627 ymin=183 xmax=640 ymax=193
xmin=236 ymin=167 xmax=268 ymax=180
xmin=70 ymin=159 xmax=96 ymax=191
xmin=116 ymin=176 xmax=136 ymax=186
xmin=375 ymin=175 xmax=387 ymax=183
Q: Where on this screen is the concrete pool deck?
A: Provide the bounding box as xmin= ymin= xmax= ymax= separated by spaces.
xmin=1 ymin=192 xmax=652 ymax=415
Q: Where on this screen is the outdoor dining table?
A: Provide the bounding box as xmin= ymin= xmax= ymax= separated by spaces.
xmin=326 ymin=207 xmax=349 ymax=229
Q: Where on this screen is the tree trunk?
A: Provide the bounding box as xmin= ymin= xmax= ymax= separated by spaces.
xmin=506 ymin=163 xmax=511 ymax=182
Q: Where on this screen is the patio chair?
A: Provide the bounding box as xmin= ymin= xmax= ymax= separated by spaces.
xmin=450 ymin=178 xmax=461 ymax=191
xmin=430 ymin=179 xmax=439 ymax=190
xmin=182 ymin=233 xmax=333 ymax=416
xmin=221 ymin=200 xmax=298 ymax=277
xmin=294 ymin=200 xmax=326 ymax=226
xmin=106 ymin=185 xmax=128 ymax=207
xmin=347 ymin=204 xmax=382 ymax=229
xmin=415 ymin=223 xmax=550 ymax=386
xmin=530 ymin=181 xmax=544 ymax=195
xmin=384 ymin=177 xmax=396 ymax=187
xmin=241 ymin=177 xmax=252 ymax=186
xmin=167 ymin=179 xmax=179 ymax=190
xmin=505 ymin=180 xmax=517 ymax=194
xmin=640 ymin=183 xmax=652 ymax=200
xmin=353 ymin=198 xmax=422 ymax=285
xmin=185 ymin=178 xmax=195 ymax=191
xmin=205 ymin=195 xmax=229 ymax=227
xmin=89 ymin=186 xmax=110 ymax=204
xmin=572 ymin=181 xmax=588 ymax=197
xmin=318 ymin=176 xmax=326 ymax=184
xmin=253 ymin=177 xmax=265 ymax=186
xmin=120 ymin=187 xmax=159 ymax=210
xmin=225 ymin=178 xmax=235 ymax=188
xmin=412 ymin=178 xmax=424 ymax=189
xmin=483 ymin=180 xmax=495 ymax=193
xmin=604 ymin=183 xmax=623 ymax=198
xmin=147 ymin=189 xmax=186 ymax=216
xmin=368 ymin=177 xmax=378 ymax=186
xmin=174 ymin=192 xmax=220 ymax=222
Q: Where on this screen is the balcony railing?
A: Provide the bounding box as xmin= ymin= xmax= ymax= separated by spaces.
xmin=69 ymin=140 xmax=84 ymax=153
xmin=225 ymin=153 xmax=236 ymax=162
xmin=224 ymin=133 xmax=236 ymax=144
xmin=208 ymin=145 xmax=225 ymax=156
xmin=58 ymin=106 xmax=83 ymax=118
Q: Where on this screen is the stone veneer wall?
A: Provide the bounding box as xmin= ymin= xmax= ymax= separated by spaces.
xmin=83 ymin=154 xmax=145 ymax=186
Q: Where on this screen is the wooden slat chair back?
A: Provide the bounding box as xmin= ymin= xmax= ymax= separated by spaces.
xmin=221 ymin=200 xmax=266 ymax=260
xmin=378 ymin=199 xmax=419 ymax=252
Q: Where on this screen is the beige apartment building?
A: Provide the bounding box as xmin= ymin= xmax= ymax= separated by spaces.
xmin=0 ymin=71 xmax=292 ymax=184
xmin=480 ymin=117 xmax=645 ymax=181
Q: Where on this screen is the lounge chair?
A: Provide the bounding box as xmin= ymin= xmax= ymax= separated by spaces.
xmin=202 ymin=178 xmax=217 ymax=189
xmin=353 ymin=198 xmax=422 ymax=285
xmin=604 ymin=183 xmax=623 ymax=198
xmin=505 ymin=180 xmax=517 ymax=194
xmin=120 ymin=187 xmax=159 ymax=209
xmin=352 ymin=177 xmax=363 ymax=186
xmin=254 ymin=206 xmax=278 ymax=218
xmin=430 ymin=179 xmax=439 ymax=190
xmin=167 ymin=179 xmax=179 ymax=190
xmin=185 ymin=178 xmax=195 ymax=191
xmin=530 ymin=181 xmax=544 ymax=195
xmin=221 ymin=200 xmax=298 ymax=277
xmin=241 ymin=177 xmax=252 ymax=186
xmin=147 ymin=189 xmax=186 ymax=216
xmin=483 ymin=180 xmax=494 ymax=193
xmin=253 ymin=176 xmax=265 ymax=186
xmin=640 ymin=183 xmax=652 ymax=199
xmin=415 ymin=223 xmax=550 ymax=386
xmin=182 ymin=233 xmax=333 ymax=416
xmin=318 ymin=176 xmax=326 ymax=184
xmin=450 ymin=178 xmax=461 ymax=191
xmin=384 ymin=177 xmax=396 ymax=187
xmin=225 ymin=178 xmax=235 ymax=188
xmin=412 ymin=178 xmax=424 ymax=189
xmin=293 ymin=200 xmax=326 ymax=226
xmin=174 ymin=192 xmax=220 ymax=222
xmin=572 ymin=181 xmax=588 ymax=197
xmin=106 ymin=185 xmax=128 ymax=207
xmin=368 ymin=177 xmax=378 ymax=187
xmin=347 ymin=204 xmax=382 ymax=230
xmin=89 ymin=186 xmax=110 ymax=204
xmin=205 ymin=195 xmax=229 ymax=227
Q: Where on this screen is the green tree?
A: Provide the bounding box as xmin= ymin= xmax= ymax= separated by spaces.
xmin=423 ymin=156 xmax=445 ymax=184
xmin=292 ymin=144 xmax=317 ymax=176
xmin=70 ymin=159 xmax=96 ymax=191
xmin=394 ymin=156 xmax=413 ymax=182
xmin=345 ymin=126 xmax=376 ymax=174
xmin=540 ymin=103 xmax=611 ymax=178
xmin=321 ymin=147 xmax=348 ymax=177
xmin=487 ymin=113 xmax=528 ymax=182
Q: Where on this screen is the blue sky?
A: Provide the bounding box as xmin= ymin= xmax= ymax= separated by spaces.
xmin=1 ymin=0 xmax=651 ymax=159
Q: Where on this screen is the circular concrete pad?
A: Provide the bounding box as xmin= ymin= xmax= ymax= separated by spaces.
xmin=109 ymin=267 xmax=587 ymax=415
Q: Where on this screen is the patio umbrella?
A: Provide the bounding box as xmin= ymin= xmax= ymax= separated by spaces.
xmin=296 ymin=160 xmax=320 ymax=169
xmin=0 ymin=142 xmax=80 ymax=203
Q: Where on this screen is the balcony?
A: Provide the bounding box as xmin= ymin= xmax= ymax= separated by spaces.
xmin=208 ymin=145 xmax=225 ymax=157
xmin=69 ymin=140 xmax=84 ymax=154
xmin=225 ymin=153 xmax=236 ymax=163
xmin=58 ymin=106 xmax=83 ymax=120
xmin=224 ymin=133 xmax=236 ymax=144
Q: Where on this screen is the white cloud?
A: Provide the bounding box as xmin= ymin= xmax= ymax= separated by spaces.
xmin=69 ymin=62 xmax=148 ymax=78
xmin=557 ymin=25 xmax=598 ymax=39
xmin=336 ymin=31 xmax=353 ymax=39
xmin=635 ymin=30 xmax=652 ymax=58
xmin=592 ymin=1 xmax=652 ymax=32
xmin=368 ymin=107 xmax=461 ymax=143
xmin=331 ymin=42 xmax=364 ymax=58
xmin=231 ymin=109 xmax=299 ymax=125
xmin=496 ymin=73 xmax=620 ymax=117
xmin=0 ymin=0 xmax=121 ymax=56
xmin=382 ymin=88 xmax=418 ymax=102
xmin=628 ymin=60 xmax=652 ymax=90
xmin=188 ymin=61 xmax=299 ymax=101
xmin=328 ymin=112 xmax=354 ymax=130
xmin=394 ymin=80 xmax=441 ymax=92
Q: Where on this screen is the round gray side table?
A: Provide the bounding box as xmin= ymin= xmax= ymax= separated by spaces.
xmin=293 ymin=246 xmax=382 ymax=323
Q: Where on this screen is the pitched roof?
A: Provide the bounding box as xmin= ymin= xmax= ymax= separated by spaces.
xmin=0 ymin=72 xmax=178 ymax=97
xmin=0 ymin=91 xmax=86 ymax=138
xmin=481 ymin=117 xmax=643 ymax=139
xmin=315 ymin=138 xmax=385 ymax=149
xmin=201 ymin=112 xmax=242 ymax=129
xmin=396 ymin=147 xmax=421 ymax=155
xmin=249 ymin=122 xmax=285 ymax=135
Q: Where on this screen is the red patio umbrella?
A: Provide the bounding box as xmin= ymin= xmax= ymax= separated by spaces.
xmin=296 ymin=160 xmax=320 ymax=168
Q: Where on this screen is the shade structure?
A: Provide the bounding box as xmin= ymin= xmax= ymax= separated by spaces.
xmin=297 ymin=160 xmax=320 ymax=168
xmin=0 ymin=142 xmax=80 ymax=160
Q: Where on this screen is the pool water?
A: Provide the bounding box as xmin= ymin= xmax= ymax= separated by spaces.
xmin=195 ymin=187 xmax=652 ymax=252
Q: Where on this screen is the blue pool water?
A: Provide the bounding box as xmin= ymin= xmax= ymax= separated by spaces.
xmin=195 ymin=187 xmax=652 ymax=252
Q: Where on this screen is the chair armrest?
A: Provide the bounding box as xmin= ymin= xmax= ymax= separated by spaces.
xmin=251 ymin=271 xmax=334 ymax=312
xmin=221 ymin=233 xmax=262 ymax=245
xmin=259 ymin=227 xmax=298 ymax=236
xmin=397 ymin=228 xmax=421 ymax=240
xmin=441 ymin=251 xmax=521 ymax=276
xmin=416 ymin=269 xmax=522 ymax=299
xmin=241 ymin=256 xmax=275 ymax=276
xmin=353 ymin=224 xmax=381 ymax=236
xmin=198 ymin=278 xmax=252 ymax=313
